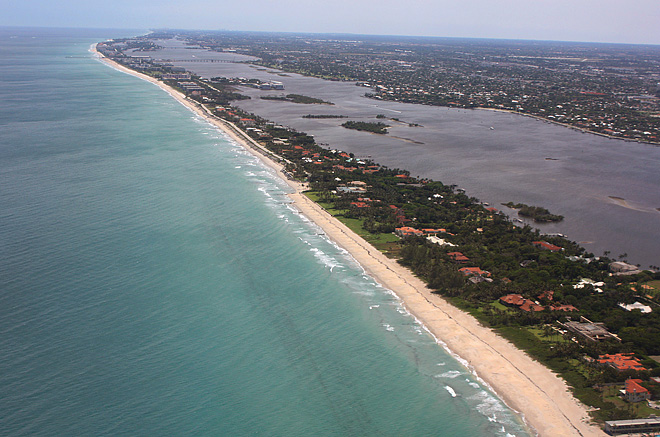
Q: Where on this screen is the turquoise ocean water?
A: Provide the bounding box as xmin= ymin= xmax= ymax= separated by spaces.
xmin=0 ymin=28 xmax=529 ymax=436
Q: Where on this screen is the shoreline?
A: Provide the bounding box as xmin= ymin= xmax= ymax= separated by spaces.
xmin=367 ymin=98 xmax=659 ymax=147
xmin=92 ymin=44 xmax=605 ymax=436
xmin=477 ymin=107 xmax=659 ymax=146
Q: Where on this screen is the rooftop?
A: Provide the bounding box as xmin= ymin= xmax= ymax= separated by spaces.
xmin=598 ymin=353 xmax=647 ymax=371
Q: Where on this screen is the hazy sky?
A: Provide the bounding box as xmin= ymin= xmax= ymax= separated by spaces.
xmin=3 ymin=0 xmax=659 ymax=44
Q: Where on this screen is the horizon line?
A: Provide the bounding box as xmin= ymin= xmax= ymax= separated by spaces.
xmin=2 ymin=24 xmax=660 ymax=47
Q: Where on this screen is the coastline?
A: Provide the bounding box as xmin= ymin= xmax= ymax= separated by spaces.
xmin=477 ymin=107 xmax=660 ymax=147
xmin=92 ymin=45 xmax=605 ymax=436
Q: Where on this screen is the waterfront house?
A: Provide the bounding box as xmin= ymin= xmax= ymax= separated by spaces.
xmin=532 ymin=241 xmax=562 ymax=252
xmin=624 ymin=379 xmax=651 ymax=402
xmin=350 ymin=202 xmax=370 ymax=208
xmin=458 ymin=267 xmax=491 ymax=277
xmin=619 ymin=302 xmax=652 ymax=313
xmin=395 ymin=227 xmax=424 ymax=238
xmin=597 ymin=353 xmax=646 ymax=371
xmin=447 ymin=252 xmax=469 ymax=263
xmin=500 ymin=294 xmax=526 ymax=307
xmin=422 ymin=228 xmax=446 ymax=235
xmin=610 ymin=261 xmax=643 ymax=276
xmin=520 ymin=300 xmax=545 ymax=312
xmin=561 ymin=317 xmax=619 ymax=342
xmin=426 ymin=236 xmax=455 ymax=247
xmin=500 ymin=294 xmax=545 ymax=312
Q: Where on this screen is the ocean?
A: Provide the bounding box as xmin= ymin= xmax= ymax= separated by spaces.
xmin=0 ymin=28 xmax=529 ymax=436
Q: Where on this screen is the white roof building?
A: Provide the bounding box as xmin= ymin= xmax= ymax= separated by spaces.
xmin=426 ymin=236 xmax=455 ymax=247
xmin=619 ymin=302 xmax=652 ymax=313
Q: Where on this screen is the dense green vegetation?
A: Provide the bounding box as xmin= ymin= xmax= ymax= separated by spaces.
xmin=504 ymin=202 xmax=564 ymax=222
xmin=302 ymin=114 xmax=347 ymax=118
xmin=261 ymin=94 xmax=333 ymax=104
xmin=341 ymin=121 xmax=389 ymax=134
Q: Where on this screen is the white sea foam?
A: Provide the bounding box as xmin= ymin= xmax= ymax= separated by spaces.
xmin=257 ymin=186 xmax=273 ymax=199
xmin=438 ymin=370 xmax=462 ymax=379
xmin=468 ymin=390 xmax=521 ymax=431
xmin=309 ymin=247 xmax=342 ymax=272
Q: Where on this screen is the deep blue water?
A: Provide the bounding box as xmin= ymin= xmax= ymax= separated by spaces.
xmin=0 ymin=28 xmax=529 ymax=436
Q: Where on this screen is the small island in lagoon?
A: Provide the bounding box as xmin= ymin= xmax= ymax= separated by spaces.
xmin=261 ymin=94 xmax=333 ymax=105
xmin=504 ymin=202 xmax=564 ymax=222
xmin=341 ymin=121 xmax=390 ymax=134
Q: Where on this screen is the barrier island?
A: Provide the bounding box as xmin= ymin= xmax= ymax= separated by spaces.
xmin=95 ymin=34 xmax=660 ymax=436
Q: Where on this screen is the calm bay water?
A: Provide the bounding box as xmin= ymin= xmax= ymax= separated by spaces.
xmin=0 ymin=28 xmax=528 ymax=436
xmin=151 ymin=38 xmax=660 ymax=268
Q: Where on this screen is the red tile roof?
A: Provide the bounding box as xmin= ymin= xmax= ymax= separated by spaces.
xmin=459 ymin=267 xmax=491 ymax=277
xmin=448 ymin=252 xmax=470 ymax=262
xmin=533 ymin=241 xmax=562 ymax=252
xmin=625 ymin=379 xmax=649 ymax=395
xmin=500 ymin=294 xmax=525 ymax=306
xmin=501 ymin=294 xmax=573 ymax=312
xmin=598 ymin=353 xmax=647 ymax=371
xmin=395 ymin=227 xmax=424 ymax=237
xmin=538 ymin=290 xmax=554 ymax=301
xmin=520 ymin=300 xmax=545 ymax=312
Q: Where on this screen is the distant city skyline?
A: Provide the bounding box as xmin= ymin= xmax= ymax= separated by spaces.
xmin=3 ymin=0 xmax=660 ymax=45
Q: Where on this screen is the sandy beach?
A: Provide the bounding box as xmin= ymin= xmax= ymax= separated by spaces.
xmin=93 ymin=45 xmax=605 ymax=436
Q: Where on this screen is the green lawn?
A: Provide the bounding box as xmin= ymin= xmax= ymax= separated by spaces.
xmin=490 ymin=301 xmax=512 ymax=312
xmin=337 ymin=217 xmax=400 ymax=251
xmin=646 ymin=280 xmax=660 ymax=289
xmin=303 ymin=192 xmax=400 ymax=253
xmin=527 ymin=326 xmax=570 ymax=344
xmin=642 ymin=280 xmax=660 ymax=298
xmin=602 ymin=386 xmax=660 ymax=418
